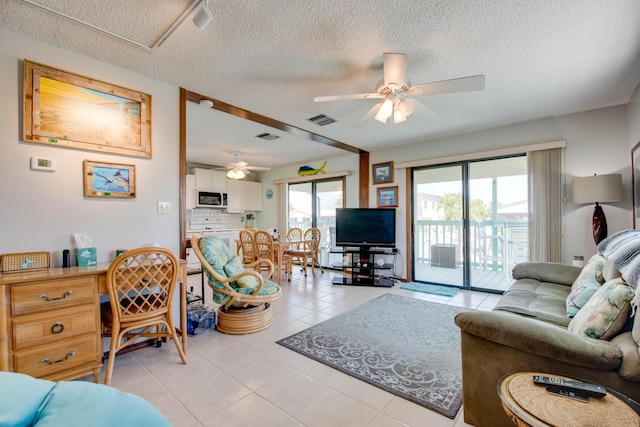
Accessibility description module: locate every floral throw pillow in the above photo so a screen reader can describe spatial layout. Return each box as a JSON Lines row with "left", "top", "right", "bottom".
{"left": 568, "top": 278, "right": 634, "bottom": 340}
{"left": 566, "top": 275, "right": 601, "bottom": 318}
{"left": 570, "top": 254, "right": 605, "bottom": 293}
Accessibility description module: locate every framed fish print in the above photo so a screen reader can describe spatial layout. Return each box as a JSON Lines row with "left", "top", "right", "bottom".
{"left": 83, "top": 160, "right": 136, "bottom": 198}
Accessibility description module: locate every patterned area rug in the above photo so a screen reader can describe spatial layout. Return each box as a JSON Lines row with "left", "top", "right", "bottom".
{"left": 400, "top": 282, "right": 460, "bottom": 297}
{"left": 276, "top": 293, "right": 467, "bottom": 418}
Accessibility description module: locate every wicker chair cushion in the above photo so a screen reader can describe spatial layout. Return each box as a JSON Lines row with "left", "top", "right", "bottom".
{"left": 224, "top": 255, "right": 259, "bottom": 289}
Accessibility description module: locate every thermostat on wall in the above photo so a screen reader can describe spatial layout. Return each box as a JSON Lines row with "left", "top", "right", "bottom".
{"left": 30, "top": 156, "right": 56, "bottom": 172}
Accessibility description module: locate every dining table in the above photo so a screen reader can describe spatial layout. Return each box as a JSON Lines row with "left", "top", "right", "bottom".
{"left": 273, "top": 238, "right": 315, "bottom": 283}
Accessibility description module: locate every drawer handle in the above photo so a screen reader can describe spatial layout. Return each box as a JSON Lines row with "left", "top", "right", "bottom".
{"left": 41, "top": 351, "right": 75, "bottom": 365}
{"left": 51, "top": 321, "right": 64, "bottom": 334}
{"left": 39, "top": 290, "right": 73, "bottom": 301}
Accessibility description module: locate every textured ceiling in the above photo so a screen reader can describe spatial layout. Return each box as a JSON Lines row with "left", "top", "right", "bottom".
{"left": 2, "top": 0, "right": 640, "bottom": 169}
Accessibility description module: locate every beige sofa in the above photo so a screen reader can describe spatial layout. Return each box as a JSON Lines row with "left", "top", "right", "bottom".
{"left": 455, "top": 230, "right": 640, "bottom": 427}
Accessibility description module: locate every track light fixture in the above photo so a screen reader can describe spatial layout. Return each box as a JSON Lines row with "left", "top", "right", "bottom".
{"left": 193, "top": 0, "right": 213, "bottom": 30}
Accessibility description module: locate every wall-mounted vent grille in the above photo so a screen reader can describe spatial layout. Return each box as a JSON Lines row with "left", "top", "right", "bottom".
{"left": 256, "top": 132, "right": 280, "bottom": 141}
{"left": 307, "top": 114, "right": 336, "bottom": 126}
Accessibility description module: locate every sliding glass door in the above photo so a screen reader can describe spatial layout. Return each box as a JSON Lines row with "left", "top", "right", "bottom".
{"left": 412, "top": 156, "right": 528, "bottom": 292}
{"left": 288, "top": 178, "right": 344, "bottom": 268}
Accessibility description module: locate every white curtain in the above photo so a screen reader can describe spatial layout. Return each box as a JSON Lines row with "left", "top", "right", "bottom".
{"left": 527, "top": 148, "right": 563, "bottom": 262}
{"left": 276, "top": 183, "right": 287, "bottom": 234}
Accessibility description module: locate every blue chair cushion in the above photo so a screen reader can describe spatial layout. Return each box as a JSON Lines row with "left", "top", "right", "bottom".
{"left": 0, "top": 372, "right": 171, "bottom": 427}
{"left": 223, "top": 255, "right": 259, "bottom": 289}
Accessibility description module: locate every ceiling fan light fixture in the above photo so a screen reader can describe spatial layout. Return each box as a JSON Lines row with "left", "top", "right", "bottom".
{"left": 227, "top": 169, "right": 245, "bottom": 180}
{"left": 375, "top": 98, "right": 394, "bottom": 123}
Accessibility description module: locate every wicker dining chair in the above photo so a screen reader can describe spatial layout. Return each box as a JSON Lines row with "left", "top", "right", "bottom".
{"left": 101, "top": 247, "right": 187, "bottom": 385}
{"left": 255, "top": 230, "right": 292, "bottom": 281}
{"left": 285, "top": 228, "right": 303, "bottom": 268}
{"left": 239, "top": 229, "right": 257, "bottom": 265}
{"left": 285, "top": 227, "right": 324, "bottom": 277}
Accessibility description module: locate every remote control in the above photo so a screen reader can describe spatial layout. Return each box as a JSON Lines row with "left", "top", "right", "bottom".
{"left": 533, "top": 375, "right": 606, "bottom": 398}
{"left": 545, "top": 386, "right": 590, "bottom": 403}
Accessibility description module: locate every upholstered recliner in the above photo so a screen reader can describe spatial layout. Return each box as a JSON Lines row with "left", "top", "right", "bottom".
{"left": 191, "top": 234, "right": 281, "bottom": 334}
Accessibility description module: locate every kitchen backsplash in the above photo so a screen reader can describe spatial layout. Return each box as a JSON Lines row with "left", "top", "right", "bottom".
{"left": 188, "top": 208, "right": 245, "bottom": 230}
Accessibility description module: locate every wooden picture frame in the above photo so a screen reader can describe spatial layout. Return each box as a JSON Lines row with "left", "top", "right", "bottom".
{"left": 83, "top": 160, "right": 136, "bottom": 198}
{"left": 377, "top": 186, "right": 398, "bottom": 208}
{"left": 23, "top": 60, "right": 152, "bottom": 158}
{"left": 372, "top": 161, "right": 394, "bottom": 184}
{"left": 633, "top": 141, "right": 640, "bottom": 228}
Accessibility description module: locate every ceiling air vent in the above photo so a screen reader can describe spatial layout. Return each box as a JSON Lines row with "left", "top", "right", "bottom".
{"left": 307, "top": 114, "right": 336, "bottom": 126}
{"left": 255, "top": 132, "right": 280, "bottom": 141}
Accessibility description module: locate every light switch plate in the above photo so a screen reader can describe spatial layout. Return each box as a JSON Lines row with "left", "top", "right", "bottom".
{"left": 157, "top": 202, "right": 171, "bottom": 214}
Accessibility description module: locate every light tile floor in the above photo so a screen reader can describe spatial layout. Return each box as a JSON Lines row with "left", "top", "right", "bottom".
{"left": 100, "top": 269, "right": 502, "bottom": 426}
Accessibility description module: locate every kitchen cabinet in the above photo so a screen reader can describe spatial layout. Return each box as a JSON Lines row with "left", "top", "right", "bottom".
{"left": 186, "top": 174, "right": 196, "bottom": 209}
{"left": 194, "top": 168, "right": 226, "bottom": 192}
{"left": 226, "top": 180, "right": 262, "bottom": 213}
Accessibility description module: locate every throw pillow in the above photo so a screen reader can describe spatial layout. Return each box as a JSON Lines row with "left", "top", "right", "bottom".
{"left": 566, "top": 275, "right": 601, "bottom": 318}
{"left": 570, "top": 254, "right": 605, "bottom": 294}
{"left": 568, "top": 278, "right": 635, "bottom": 340}
{"left": 224, "top": 255, "right": 260, "bottom": 289}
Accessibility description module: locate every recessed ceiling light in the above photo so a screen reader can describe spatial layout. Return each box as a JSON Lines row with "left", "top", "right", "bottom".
{"left": 307, "top": 114, "right": 337, "bottom": 126}
{"left": 256, "top": 132, "right": 280, "bottom": 141}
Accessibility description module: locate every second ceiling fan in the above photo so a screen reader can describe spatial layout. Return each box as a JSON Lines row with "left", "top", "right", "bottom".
{"left": 314, "top": 53, "right": 485, "bottom": 126}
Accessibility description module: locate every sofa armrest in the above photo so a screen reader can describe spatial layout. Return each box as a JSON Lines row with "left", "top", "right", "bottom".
{"left": 512, "top": 262, "right": 582, "bottom": 286}
{"left": 455, "top": 310, "right": 622, "bottom": 370}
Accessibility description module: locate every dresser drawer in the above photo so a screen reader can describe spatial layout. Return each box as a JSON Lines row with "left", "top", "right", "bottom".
{"left": 13, "top": 305, "right": 97, "bottom": 351}
{"left": 14, "top": 335, "right": 99, "bottom": 378}
{"left": 11, "top": 277, "right": 96, "bottom": 315}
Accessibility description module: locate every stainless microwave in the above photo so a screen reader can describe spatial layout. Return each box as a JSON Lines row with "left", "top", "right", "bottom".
{"left": 196, "top": 190, "right": 228, "bottom": 208}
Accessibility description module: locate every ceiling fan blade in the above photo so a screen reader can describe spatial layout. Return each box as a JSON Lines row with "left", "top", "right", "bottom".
{"left": 352, "top": 102, "right": 384, "bottom": 128}
{"left": 406, "top": 98, "right": 439, "bottom": 120}
{"left": 314, "top": 93, "right": 383, "bottom": 102}
{"left": 383, "top": 53, "right": 409, "bottom": 86}
{"left": 409, "top": 75, "right": 485, "bottom": 96}
{"left": 245, "top": 166, "right": 271, "bottom": 171}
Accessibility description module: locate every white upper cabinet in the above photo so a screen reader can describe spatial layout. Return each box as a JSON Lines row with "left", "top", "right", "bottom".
{"left": 226, "top": 180, "right": 263, "bottom": 213}
{"left": 194, "top": 167, "right": 227, "bottom": 192}
{"left": 186, "top": 174, "right": 196, "bottom": 209}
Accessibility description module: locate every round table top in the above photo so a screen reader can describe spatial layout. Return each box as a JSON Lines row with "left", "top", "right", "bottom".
{"left": 497, "top": 372, "right": 640, "bottom": 427}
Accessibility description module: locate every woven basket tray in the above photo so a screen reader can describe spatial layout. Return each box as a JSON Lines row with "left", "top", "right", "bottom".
{"left": 1, "top": 251, "right": 50, "bottom": 272}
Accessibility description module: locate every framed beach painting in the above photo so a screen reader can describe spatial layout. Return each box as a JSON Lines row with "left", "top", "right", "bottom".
{"left": 83, "top": 160, "right": 136, "bottom": 198}
{"left": 377, "top": 186, "right": 398, "bottom": 208}
{"left": 372, "top": 161, "right": 394, "bottom": 184}
{"left": 633, "top": 141, "right": 640, "bottom": 228}
{"left": 23, "top": 60, "right": 152, "bottom": 158}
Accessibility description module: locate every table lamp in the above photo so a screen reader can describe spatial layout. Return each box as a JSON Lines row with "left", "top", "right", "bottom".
{"left": 572, "top": 174, "right": 623, "bottom": 244}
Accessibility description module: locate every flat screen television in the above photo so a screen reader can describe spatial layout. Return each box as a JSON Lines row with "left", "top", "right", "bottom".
{"left": 335, "top": 208, "right": 396, "bottom": 248}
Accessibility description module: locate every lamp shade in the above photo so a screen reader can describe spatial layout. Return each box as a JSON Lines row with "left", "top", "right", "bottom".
{"left": 572, "top": 174, "right": 623, "bottom": 204}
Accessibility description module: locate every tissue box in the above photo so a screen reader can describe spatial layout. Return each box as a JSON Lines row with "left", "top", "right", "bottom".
{"left": 76, "top": 248, "right": 97, "bottom": 266}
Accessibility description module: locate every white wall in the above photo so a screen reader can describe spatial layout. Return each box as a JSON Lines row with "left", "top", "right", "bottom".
{"left": 0, "top": 31, "right": 181, "bottom": 266}
{"left": 369, "top": 105, "right": 632, "bottom": 272}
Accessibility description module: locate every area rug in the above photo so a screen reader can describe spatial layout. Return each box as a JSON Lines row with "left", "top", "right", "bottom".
{"left": 399, "top": 282, "right": 460, "bottom": 297}
{"left": 276, "top": 293, "right": 467, "bottom": 418}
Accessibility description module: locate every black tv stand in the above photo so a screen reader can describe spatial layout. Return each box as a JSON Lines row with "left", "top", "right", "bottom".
{"left": 331, "top": 246, "right": 395, "bottom": 287}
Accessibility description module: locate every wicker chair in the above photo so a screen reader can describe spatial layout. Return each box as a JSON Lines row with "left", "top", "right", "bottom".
{"left": 255, "top": 230, "right": 292, "bottom": 282}
{"left": 238, "top": 229, "right": 257, "bottom": 264}
{"left": 286, "top": 227, "right": 324, "bottom": 277}
{"left": 101, "top": 247, "right": 187, "bottom": 385}
{"left": 191, "top": 234, "right": 281, "bottom": 334}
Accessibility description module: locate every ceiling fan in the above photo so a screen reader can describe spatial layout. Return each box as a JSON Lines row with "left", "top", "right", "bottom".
{"left": 222, "top": 152, "right": 271, "bottom": 179}
{"left": 314, "top": 53, "right": 485, "bottom": 126}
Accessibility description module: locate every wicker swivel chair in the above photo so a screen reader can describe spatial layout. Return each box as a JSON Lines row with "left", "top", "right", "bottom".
{"left": 191, "top": 234, "right": 281, "bottom": 334}
{"left": 102, "top": 247, "right": 187, "bottom": 385}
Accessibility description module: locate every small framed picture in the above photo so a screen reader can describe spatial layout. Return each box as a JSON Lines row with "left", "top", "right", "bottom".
{"left": 83, "top": 160, "right": 136, "bottom": 198}
{"left": 372, "top": 161, "right": 394, "bottom": 184}
{"left": 377, "top": 186, "right": 398, "bottom": 208}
